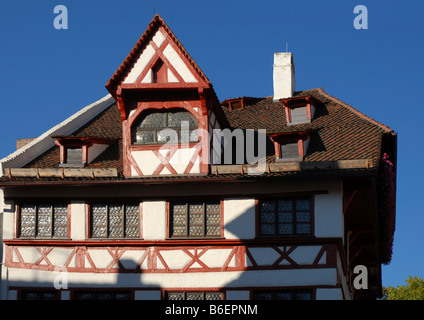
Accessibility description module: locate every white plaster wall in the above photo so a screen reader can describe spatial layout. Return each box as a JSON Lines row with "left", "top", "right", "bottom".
{"left": 131, "top": 150, "right": 161, "bottom": 176}
{"left": 314, "top": 183, "right": 344, "bottom": 238}
{"left": 135, "top": 290, "right": 161, "bottom": 300}
{"left": 6, "top": 268, "right": 338, "bottom": 290}
{"left": 124, "top": 44, "right": 156, "bottom": 84}
{"left": 224, "top": 199, "right": 256, "bottom": 239}
{"left": 226, "top": 290, "right": 250, "bottom": 300}
{"left": 163, "top": 44, "right": 197, "bottom": 83}
{"left": 70, "top": 201, "right": 86, "bottom": 241}
{"left": 142, "top": 201, "right": 166, "bottom": 240}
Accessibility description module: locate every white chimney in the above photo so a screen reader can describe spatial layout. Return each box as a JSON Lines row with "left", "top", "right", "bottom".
{"left": 273, "top": 52, "right": 295, "bottom": 101}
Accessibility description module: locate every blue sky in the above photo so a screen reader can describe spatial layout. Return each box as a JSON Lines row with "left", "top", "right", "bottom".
{"left": 0, "top": 1, "right": 423, "bottom": 289}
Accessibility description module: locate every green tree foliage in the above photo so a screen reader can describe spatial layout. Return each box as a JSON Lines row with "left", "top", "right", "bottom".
{"left": 382, "top": 276, "right": 424, "bottom": 300}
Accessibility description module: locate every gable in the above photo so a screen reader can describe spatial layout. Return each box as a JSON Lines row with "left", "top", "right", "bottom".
{"left": 106, "top": 14, "right": 210, "bottom": 97}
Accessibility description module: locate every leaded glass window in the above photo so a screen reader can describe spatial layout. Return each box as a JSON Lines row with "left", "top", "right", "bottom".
{"left": 19, "top": 204, "right": 68, "bottom": 238}
{"left": 170, "top": 201, "right": 221, "bottom": 238}
{"left": 166, "top": 291, "right": 223, "bottom": 300}
{"left": 258, "top": 197, "right": 312, "bottom": 236}
{"left": 132, "top": 109, "right": 198, "bottom": 145}
{"left": 91, "top": 203, "right": 140, "bottom": 239}
{"left": 20, "top": 290, "right": 59, "bottom": 300}
{"left": 73, "top": 290, "right": 132, "bottom": 300}
{"left": 253, "top": 289, "right": 313, "bottom": 300}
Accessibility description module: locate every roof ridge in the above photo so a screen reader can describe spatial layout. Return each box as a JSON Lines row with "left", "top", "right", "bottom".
{"left": 316, "top": 88, "right": 393, "bottom": 133}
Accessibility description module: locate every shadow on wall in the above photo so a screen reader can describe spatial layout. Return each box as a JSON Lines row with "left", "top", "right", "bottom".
{"left": 4, "top": 194, "right": 338, "bottom": 301}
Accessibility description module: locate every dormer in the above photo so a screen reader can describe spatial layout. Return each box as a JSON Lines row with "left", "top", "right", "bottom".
{"left": 281, "top": 96, "right": 316, "bottom": 125}
{"left": 270, "top": 132, "right": 309, "bottom": 162}
{"left": 225, "top": 98, "right": 245, "bottom": 110}
{"left": 104, "top": 14, "right": 226, "bottom": 177}
{"left": 53, "top": 136, "right": 113, "bottom": 167}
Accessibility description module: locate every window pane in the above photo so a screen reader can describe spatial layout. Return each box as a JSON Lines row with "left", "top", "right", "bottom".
{"left": 189, "top": 129, "right": 198, "bottom": 142}
{"left": 281, "top": 142, "right": 299, "bottom": 160}
{"left": 189, "top": 225, "right": 203, "bottom": 237}
{"left": 53, "top": 205, "right": 68, "bottom": 238}
{"left": 260, "top": 211, "right": 275, "bottom": 223}
{"left": 135, "top": 131, "right": 154, "bottom": 144}
{"left": 206, "top": 224, "right": 220, "bottom": 236}
{"left": 296, "top": 211, "right": 310, "bottom": 223}
{"left": 37, "top": 205, "right": 52, "bottom": 237}
{"left": 253, "top": 292, "right": 273, "bottom": 300}
{"left": 278, "top": 223, "right": 293, "bottom": 234}
{"left": 205, "top": 292, "right": 223, "bottom": 300}
{"left": 108, "top": 205, "right": 123, "bottom": 238}
{"left": 66, "top": 147, "right": 82, "bottom": 164}
{"left": 295, "top": 199, "right": 310, "bottom": 211}
{"left": 278, "top": 200, "right": 292, "bottom": 211}
{"left": 125, "top": 205, "right": 139, "bottom": 238}
{"left": 157, "top": 128, "right": 178, "bottom": 143}
{"left": 166, "top": 292, "right": 184, "bottom": 300}
{"left": 296, "top": 223, "right": 311, "bottom": 234}
{"left": 260, "top": 223, "right": 275, "bottom": 235}
{"left": 139, "top": 112, "right": 165, "bottom": 128}
{"left": 168, "top": 111, "right": 197, "bottom": 128}
{"left": 260, "top": 201, "right": 275, "bottom": 212}
{"left": 20, "top": 205, "right": 36, "bottom": 237}
{"left": 171, "top": 203, "right": 187, "bottom": 237}
{"left": 295, "top": 291, "right": 313, "bottom": 300}
{"left": 278, "top": 211, "right": 292, "bottom": 223}
{"left": 92, "top": 204, "right": 107, "bottom": 238}
{"left": 186, "top": 292, "right": 203, "bottom": 300}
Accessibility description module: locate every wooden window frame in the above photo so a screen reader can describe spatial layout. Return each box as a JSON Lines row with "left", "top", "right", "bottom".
{"left": 168, "top": 200, "right": 223, "bottom": 239}
{"left": 89, "top": 203, "right": 141, "bottom": 239}
{"left": 17, "top": 203, "right": 70, "bottom": 239}
{"left": 256, "top": 196, "right": 314, "bottom": 238}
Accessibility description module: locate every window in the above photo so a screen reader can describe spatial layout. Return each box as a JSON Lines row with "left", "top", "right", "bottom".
{"left": 90, "top": 203, "right": 140, "bottom": 238}
{"left": 66, "top": 147, "right": 83, "bottom": 165}
{"left": 252, "top": 289, "right": 313, "bottom": 300}
{"left": 289, "top": 106, "right": 309, "bottom": 124}
{"left": 132, "top": 109, "right": 198, "bottom": 145}
{"left": 280, "top": 141, "right": 300, "bottom": 161}
{"left": 170, "top": 201, "right": 221, "bottom": 238}
{"left": 166, "top": 291, "right": 223, "bottom": 300}
{"left": 19, "top": 204, "right": 68, "bottom": 238}
{"left": 73, "top": 290, "right": 132, "bottom": 300}
{"left": 19, "top": 290, "right": 59, "bottom": 300}
{"left": 258, "top": 197, "right": 312, "bottom": 236}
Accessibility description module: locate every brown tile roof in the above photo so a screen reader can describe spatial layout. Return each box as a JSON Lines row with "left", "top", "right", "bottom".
{"left": 221, "top": 88, "right": 393, "bottom": 168}
{"left": 24, "top": 103, "right": 123, "bottom": 171}
{"left": 1, "top": 87, "right": 393, "bottom": 183}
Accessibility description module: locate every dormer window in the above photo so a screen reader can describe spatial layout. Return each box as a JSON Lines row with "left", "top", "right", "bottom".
{"left": 226, "top": 98, "right": 245, "bottom": 110}
{"left": 270, "top": 132, "right": 309, "bottom": 162}
{"left": 281, "top": 96, "right": 316, "bottom": 125}
{"left": 53, "top": 136, "right": 113, "bottom": 167}
{"left": 132, "top": 109, "right": 198, "bottom": 145}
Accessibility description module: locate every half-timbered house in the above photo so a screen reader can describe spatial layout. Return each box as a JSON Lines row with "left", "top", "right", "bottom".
{"left": 0, "top": 14, "right": 396, "bottom": 300}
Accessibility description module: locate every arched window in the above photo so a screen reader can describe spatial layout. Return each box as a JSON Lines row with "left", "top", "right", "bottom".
{"left": 132, "top": 109, "right": 198, "bottom": 145}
